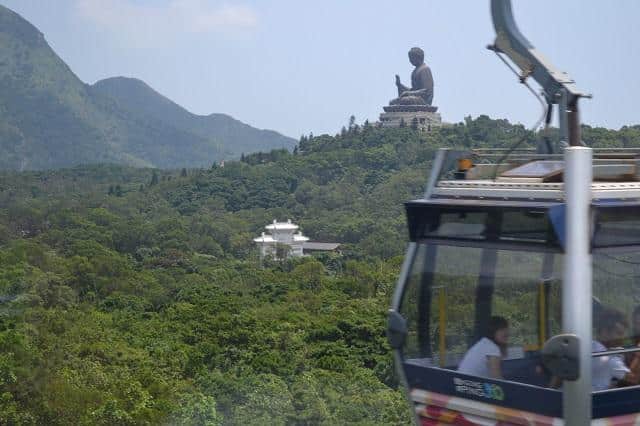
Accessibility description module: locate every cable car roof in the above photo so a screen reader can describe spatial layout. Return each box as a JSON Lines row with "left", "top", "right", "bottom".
{"left": 429, "top": 148, "right": 640, "bottom": 202}
{"left": 433, "top": 180, "right": 640, "bottom": 202}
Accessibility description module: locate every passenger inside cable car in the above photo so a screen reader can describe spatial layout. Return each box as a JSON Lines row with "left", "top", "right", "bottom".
{"left": 626, "top": 306, "right": 640, "bottom": 378}
{"left": 458, "top": 316, "right": 509, "bottom": 379}
{"left": 399, "top": 198, "right": 640, "bottom": 394}
{"left": 591, "top": 308, "right": 638, "bottom": 390}
{"left": 389, "top": 164, "right": 640, "bottom": 421}
{"left": 400, "top": 242, "right": 560, "bottom": 388}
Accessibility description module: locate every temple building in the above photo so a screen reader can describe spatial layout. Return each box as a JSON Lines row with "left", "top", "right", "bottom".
{"left": 254, "top": 219, "right": 340, "bottom": 260}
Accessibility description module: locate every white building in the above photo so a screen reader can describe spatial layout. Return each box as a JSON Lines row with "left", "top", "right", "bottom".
{"left": 254, "top": 219, "right": 309, "bottom": 259}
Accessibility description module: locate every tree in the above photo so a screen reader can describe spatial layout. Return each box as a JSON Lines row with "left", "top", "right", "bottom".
{"left": 274, "top": 243, "right": 293, "bottom": 261}
{"left": 231, "top": 374, "right": 294, "bottom": 425}
{"left": 181, "top": 168, "right": 188, "bottom": 177}
{"left": 171, "top": 393, "right": 222, "bottom": 425}
{"left": 150, "top": 171, "right": 159, "bottom": 186}
{"left": 291, "top": 259, "right": 326, "bottom": 291}
{"left": 348, "top": 115, "right": 356, "bottom": 130}
{"left": 7, "top": 116, "right": 631, "bottom": 425}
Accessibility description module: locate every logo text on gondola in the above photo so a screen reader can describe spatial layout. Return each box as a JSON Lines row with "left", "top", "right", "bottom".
{"left": 453, "top": 377, "right": 505, "bottom": 401}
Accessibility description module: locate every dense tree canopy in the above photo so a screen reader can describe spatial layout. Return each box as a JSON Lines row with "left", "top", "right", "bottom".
{"left": 1, "top": 116, "right": 639, "bottom": 424}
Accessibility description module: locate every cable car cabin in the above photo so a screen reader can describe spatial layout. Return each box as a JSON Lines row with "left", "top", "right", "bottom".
{"left": 388, "top": 149, "right": 640, "bottom": 425}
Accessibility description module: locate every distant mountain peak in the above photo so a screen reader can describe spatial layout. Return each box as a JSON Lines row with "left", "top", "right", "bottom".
{"left": 91, "top": 77, "right": 296, "bottom": 158}
{"left": 94, "top": 76, "right": 160, "bottom": 94}
{"left": 92, "top": 76, "right": 184, "bottom": 117}
{"left": 0, "top": 4, "right": 46, "bottom": 48}
{"left": 0, "top": 5, "right": 295, "bottom": 170}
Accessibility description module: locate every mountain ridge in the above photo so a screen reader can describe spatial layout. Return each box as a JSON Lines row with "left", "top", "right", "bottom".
{"left": 91, "top": 77, "right": 295, "bottom": 159}
{"left": 0, "top": 5, "right": 295, "bottom": 171}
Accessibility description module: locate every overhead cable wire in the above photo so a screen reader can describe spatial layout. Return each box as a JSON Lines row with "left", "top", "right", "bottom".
{"left": 491, "top": 51, "right": 550, "bottom": 180}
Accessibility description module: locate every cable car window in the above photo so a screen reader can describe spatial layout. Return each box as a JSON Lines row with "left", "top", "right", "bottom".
{"left": 593, "top": 252, "right": 640, "bottom": 347}
{"left": 500, "top": 210, "right": 552, "bottom": 243}
{"left": 491, "top": 252, "right": 562, "bottom": 350}
{"left": 400, "top": 244, "right": 481, "bottom": 365}
{"left": 593, "top": 208, "right": 640, "bottom": 248}
{"left": 405, "top": 202, "right": 561, "bottom": 248}
{"left": 400, "top": 242, "right": 563, "bottom": 386}
{"left": 424, "top": 211, "right": 487, "bottom": 240}
{"left": 589, "top": 251, "right": 640, "bottom": 391}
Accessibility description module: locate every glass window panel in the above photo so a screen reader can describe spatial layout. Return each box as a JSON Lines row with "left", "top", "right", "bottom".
{"left": 500, "top": 210, "right": 551, "bottom": 243}
{"left": 594, "top": 209, "right": 640, "bottom": 248}
{"left": 400, "top": 243, "right": 563, "bottom": 380}
{"left": 424, "top": 212, "right": 487, "bottom": 240}
{"left": 400, "top": 244, "right": 481, "bottom": 365}
{"left": 593, "top": 252, "right": 640, "bottom": 347}
{"left": 491, "top": 251, "right": 561, "bottom": 349}
{"left": 406, "top": 204, "right": 559, "bottom": 246}
{"left": 501, "top": 160, "right": 564, "bottom": 179}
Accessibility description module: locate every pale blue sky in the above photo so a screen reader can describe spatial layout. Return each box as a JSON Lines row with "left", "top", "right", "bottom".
{"left": 2, "top": 0, "right": 640, "bottom": 138}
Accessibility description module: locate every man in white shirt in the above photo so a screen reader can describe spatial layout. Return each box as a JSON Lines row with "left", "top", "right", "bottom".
{"left": 592, "top": 308, "right": 638, "bottom": 391}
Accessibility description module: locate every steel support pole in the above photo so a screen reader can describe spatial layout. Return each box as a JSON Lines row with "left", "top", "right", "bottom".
{"left": 558, "top": 90, "right": 570, "bottom": 150}
{"left": 563, "top": 146, "right": 592, "bottom": 425}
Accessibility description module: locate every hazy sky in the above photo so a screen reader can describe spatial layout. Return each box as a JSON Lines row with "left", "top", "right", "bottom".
{"left": 2, "top": 0, "right": 640, "bottom": 138}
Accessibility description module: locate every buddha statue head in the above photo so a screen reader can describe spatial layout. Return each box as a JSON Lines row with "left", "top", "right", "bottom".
{"left": 408, "top": 47, "right": 425, "bottom": 67}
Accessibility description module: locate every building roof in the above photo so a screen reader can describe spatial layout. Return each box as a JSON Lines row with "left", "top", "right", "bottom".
{"left": 255, "top": 219, "right": 312, "bottom": 249}
{"left": 303, "top": 242, "right": 341, "bottom": 251}
{"left": 254, "top": 234, "right": 309, "bottom": 243}
{"left": 265, "top": 219, "right": 299, "bottom": 231}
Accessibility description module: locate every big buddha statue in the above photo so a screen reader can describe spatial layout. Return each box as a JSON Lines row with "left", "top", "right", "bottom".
{"left": 391, "top": 47, "right": 434, "bottom": 106}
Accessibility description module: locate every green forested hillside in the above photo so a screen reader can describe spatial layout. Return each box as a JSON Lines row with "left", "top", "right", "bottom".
{"left": 0, "top": 5, "right": 294, "bottom": 171}
{"left": 0, "top": 118, "right": 639, "bottom": 425}
{"left": 92, "top": 77, "right": 296, "bottom": 161}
